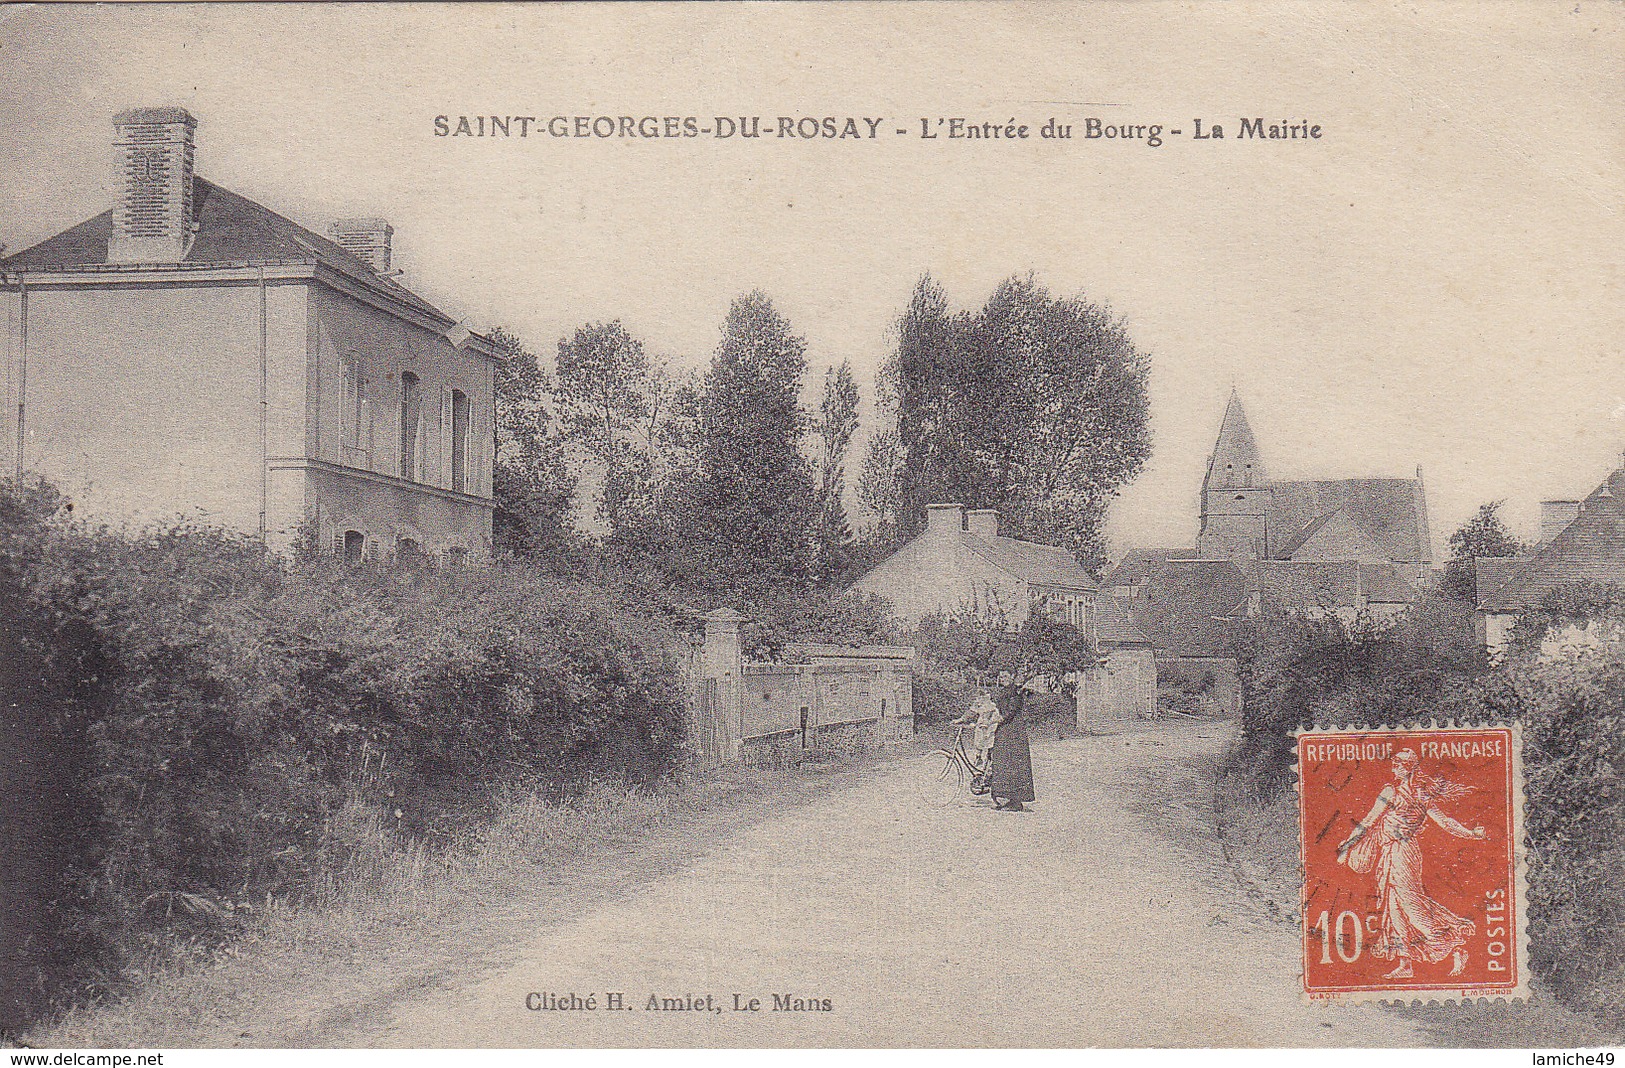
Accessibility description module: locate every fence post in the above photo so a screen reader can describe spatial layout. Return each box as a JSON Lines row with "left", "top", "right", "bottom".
{"left": 702, "top": 608, "right": 747, "bottom": 761}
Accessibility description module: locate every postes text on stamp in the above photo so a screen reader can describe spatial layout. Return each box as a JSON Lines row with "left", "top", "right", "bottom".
{"left": 1296, "top": 724, "right": 1527, "bottom": 1003}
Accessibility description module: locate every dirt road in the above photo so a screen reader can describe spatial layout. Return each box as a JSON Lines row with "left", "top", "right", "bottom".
{"left": 315, "top": 723, "right": 1462, "bottom": 1047}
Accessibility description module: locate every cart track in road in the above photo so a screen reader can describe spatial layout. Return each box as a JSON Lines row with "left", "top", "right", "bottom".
{"left": 308, "top": 723, "right": 1449, "bottom": 1047}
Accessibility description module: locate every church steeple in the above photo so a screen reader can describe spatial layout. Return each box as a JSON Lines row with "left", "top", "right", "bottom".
{"left": 1203, "top": 389, "right": 1266, "bottom": 493}
{"left": 1197, "top": 390, "right": 1271, "bottom": 559}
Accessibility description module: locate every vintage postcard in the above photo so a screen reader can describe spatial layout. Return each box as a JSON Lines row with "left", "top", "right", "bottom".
{"left": 1, "top": 0, "right": 1622, "bottom": 1054}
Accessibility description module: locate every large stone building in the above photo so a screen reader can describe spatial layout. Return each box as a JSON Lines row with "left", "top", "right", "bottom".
{"left": 1105, "top": 391, "right": 1433, "bottom": 692}
{"left": 0, "top": 108, "right": 496, "bottom": 563}
{"left": 1194, "top": 390, "right": 1432, "bottom": 579}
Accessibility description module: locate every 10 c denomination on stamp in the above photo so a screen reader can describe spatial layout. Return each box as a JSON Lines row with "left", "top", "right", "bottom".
{"left": 1296, "top": 723, "right": 1528, "bottom": 1003}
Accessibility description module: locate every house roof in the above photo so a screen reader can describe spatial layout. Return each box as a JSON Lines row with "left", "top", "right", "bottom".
{"left": 1130, "top": 558, "right": 1252, "bottom": 658}
{"left": 1477, "top": 466, "right": 1625, "bottom": 611}
{"left": 1096, "top": 594, "right": 1154, "bottom": 646}
{"left": 1474, "top": 556, "right": 1530, "bottom": 609}
{"left": 1265, "top": 478, "right": 1431, "bottom": 564}
{"left": 1251, "top": 560, "right": 1358, "bottom": 611}
{"left": 961, "top": 532, "right": 1098, "bottom": 592}
{"left": 0, "top": 177, "right": 455, "bottom": 327}
{"left": 1358, "top": 561, "right": 1419, "bottom": 603}
{"left": 1102, "top": 547, "right": 1198, "bottom": 587}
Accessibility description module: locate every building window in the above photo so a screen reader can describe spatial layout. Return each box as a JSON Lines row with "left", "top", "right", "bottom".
{"left": 450, "top": 389, "right": 470, "bottom": 494}
{"left": 400, "top": 372, "right": 422, "bottom": 480}
{"left": 342, "top": 358, "right": 372, "bottom": 467}
{"left": 341, "top": 530, "right": 365, "bottom": 564}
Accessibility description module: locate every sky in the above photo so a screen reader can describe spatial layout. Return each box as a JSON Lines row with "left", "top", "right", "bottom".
{"left": 1, "top": 2, "right": 1621, "bottom": 559}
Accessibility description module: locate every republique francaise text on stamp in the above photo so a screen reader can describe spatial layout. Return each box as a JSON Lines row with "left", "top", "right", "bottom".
{"left": 1296, "top": 724, "right": 1528, "bottom": 1004}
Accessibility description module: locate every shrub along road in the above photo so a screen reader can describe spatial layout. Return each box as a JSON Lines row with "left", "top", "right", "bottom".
{"left": 300, "top": 722, "right": 1600, "bottom": 1048}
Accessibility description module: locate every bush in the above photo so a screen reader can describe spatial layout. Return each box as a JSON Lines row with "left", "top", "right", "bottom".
{"left": 1228, "top": 598, "right": 1484, "bottom": 798}
{"left": 1481, "top": 635, "right": 1625, "bottom": 1020}
{"left": 0, "top": 477, "right": 687, "bottom": 1029}
{"left": 1226, "top": 592, "right": 1624, "bottom": 1024}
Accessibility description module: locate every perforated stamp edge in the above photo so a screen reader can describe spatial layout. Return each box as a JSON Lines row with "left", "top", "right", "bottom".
{"left": 1292, "top": 720, "right": 1530, "bottom": 1006}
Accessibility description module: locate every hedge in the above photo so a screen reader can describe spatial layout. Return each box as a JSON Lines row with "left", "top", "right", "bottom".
{"left": 0, "top": 477, "right": 687, "bottom": 1031}
{"left": 1227, "top": 594, "right": 1623, "bottom": 1023}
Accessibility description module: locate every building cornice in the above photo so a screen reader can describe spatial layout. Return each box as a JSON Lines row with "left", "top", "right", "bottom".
{"left": 268, "top": 456, "right": 495, "bottom": 509}
{"left": 0, "top": 262, "right": 496, "bottom": 362}
{"left": 0, "top": 262, "right": 316, "bottom": 286}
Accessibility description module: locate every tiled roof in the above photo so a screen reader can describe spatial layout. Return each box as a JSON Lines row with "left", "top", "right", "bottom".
{"left": 1096, "top": 594, "right": 1154, "bottom": 646}
{"left": 961, "top": 533, "right": 1098, "bottom": 592}
{"left": 1, "top": 177, "right": 454, "bottom": 326}
{"left": 1477, "top": 467, "right": 1625, "bottom": 611}
{"left": 1275, "top": 509, "right": 1342, "bottom": 559}
{"left": 1358, "top": 561, "right": 1418, "bottom": 604}
{"left": 1266, "top": 478, "right": 1431, "bottom": 564}
{"left": 1102, "top": 547, "right": 1198, "bottom": 587}
{"left": 1130, "top": 559, "right": 1252, "bottom": 658}
{"left": 1473, "top": 556, "right": 1530, "bottom": 609}
{"left": 1252, "top": 560, "right": 1358, "bottom": 611}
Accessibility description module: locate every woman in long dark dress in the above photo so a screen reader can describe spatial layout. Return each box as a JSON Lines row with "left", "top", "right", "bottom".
{"left": 987, "top": 670, "right": 1035, "bottom": 811}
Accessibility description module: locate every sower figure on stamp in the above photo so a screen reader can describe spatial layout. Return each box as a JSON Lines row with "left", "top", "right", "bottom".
{"left": 986, "top": 656, "right": 1035, "bottom": 812}
{"left": 1337, "top": 749, "right": 1485, "bottom": 979}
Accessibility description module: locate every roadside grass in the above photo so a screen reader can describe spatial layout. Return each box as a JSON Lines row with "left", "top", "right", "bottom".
{"left": 20, "top": 755, "right": 883, "bottom": 1049}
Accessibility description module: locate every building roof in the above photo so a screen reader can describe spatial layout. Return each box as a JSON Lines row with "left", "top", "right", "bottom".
{"left": 1274, "top": 509, "right": 1342, "bottom": 559}
{"left": 1477, "top": 466, "right": 1625, "bottom": 612}
{"left": 1096, "top": 594, "right": 1154, "bottom": 646}
{"left": 1251, "top": 560, "right": 1357, "bottom": 611}
{"left": 1474, "top": 556, "right": 1530, "bottom": 609}
{"left": 1103, "top": 547, "right": 1198, "bottom": 588}
{"left": 0, "top": 177, "right": 455, "bottom": 327}
{"left": 1265, "top": 478, "right": 1431, "bottom": 564}
{"left": 1202, "top": 389, "right": 1267, "bottom": 495}
{"left": 1130, "top": 558, "right": 1252, "bottom": 658}
{"left": 961, "top": 532, "right": 1098, "bottom": 592}
{"left": 1358, "top": 561, "right": 1419, "bottom": 604}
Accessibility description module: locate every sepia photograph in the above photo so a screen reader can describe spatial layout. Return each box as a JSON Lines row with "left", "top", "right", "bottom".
{"left": 1, "top": 0, "right": 1622, "bottom": 1053}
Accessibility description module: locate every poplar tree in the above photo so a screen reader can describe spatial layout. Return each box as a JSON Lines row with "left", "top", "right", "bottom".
{"left": 669, "top": 292, "right": 818, "bottom": 591}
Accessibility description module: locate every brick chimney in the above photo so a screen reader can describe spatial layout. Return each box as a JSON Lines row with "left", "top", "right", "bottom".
{"left": 924, "top": 503, "right": 965, "bottom": 535}
{"left": 329, "top": 218, "right": 393, "bottom": 273}
{"left": 966, "top": 508, "right": 1000, "bottom": 537}
{"left": 109, "top": 107, "right": 197, "bottom": 264}
{"left": 1539, "top": 500, "right": 1581, "bottom": 547}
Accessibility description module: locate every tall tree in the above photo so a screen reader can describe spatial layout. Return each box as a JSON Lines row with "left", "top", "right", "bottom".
{"left": 490, "top": 327, "right": 576, "bottom": 562}
{"left": 812, "top": 361, "right": 860, "bottom": 583}
{"left": 553, "top": 321, "right": 669, "bottom": 540}
{"left": 1443, "top": 500, "right": 1528, "bottom": 600}
{"left": 862, "top": 273, "right": 1152, "bottom": 570}
{"left": 668, "top": 292, "right": 818, "bottom": 591}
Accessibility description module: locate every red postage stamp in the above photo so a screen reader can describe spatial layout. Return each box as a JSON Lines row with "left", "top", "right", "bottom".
{"left": 1295, "top": 724, "right": 1527, "bottom": 1002}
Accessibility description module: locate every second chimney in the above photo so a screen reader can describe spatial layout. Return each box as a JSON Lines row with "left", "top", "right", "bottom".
{"left": 966, "top": 508, "right": 1000, "bottom": 537}
{"left": 329, "top": 218, "right": 394, "bottom": 273}
{"left": 925, "top": 503, "right": 965, "bottom": 535}
{"left": 1539, "top": 500, "right": 1581, "bottom": 547}
{"left": 109, "top": 107, "right": 197, "bottom": 265}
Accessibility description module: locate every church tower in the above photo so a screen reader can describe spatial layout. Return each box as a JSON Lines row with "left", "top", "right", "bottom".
{"left": 1197, "top": 389, "right": 1271, "bottom": 558}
